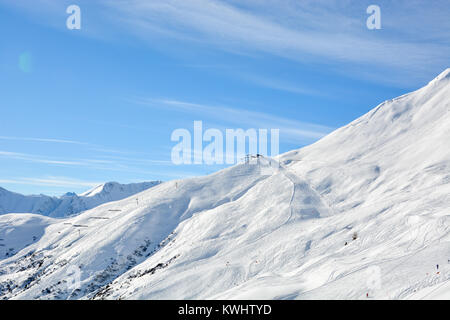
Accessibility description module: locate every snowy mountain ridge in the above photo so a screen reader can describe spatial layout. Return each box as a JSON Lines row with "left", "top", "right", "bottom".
{"left": 0, "top": 181, "right": 162, "bottom": 218}
{"left": 0, "top": 69, "right": 449, "bottom": 300}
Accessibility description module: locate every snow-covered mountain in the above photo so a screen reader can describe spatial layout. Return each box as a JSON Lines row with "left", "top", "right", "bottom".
{"left": 0, "top": 181, "right": 161, "bottom": 218}
{"left": 0, "top": 69, "right": 449, "bottom": 300}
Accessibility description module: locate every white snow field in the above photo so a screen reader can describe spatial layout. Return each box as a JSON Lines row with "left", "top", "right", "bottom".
{"left": 0, "top": 69, "right": 449, "bottom": 300}
{"left": 0, "top": 181, "right": 161, "bottom": 218}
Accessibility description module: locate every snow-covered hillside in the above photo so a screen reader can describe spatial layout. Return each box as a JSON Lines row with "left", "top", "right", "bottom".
{"left": 0, "top": 181, "right": 161, "bottom": 218}
{"left": 0, "top": 69, "right": 449, "bottom": 300}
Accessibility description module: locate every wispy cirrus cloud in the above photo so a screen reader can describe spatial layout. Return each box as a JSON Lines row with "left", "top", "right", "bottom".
{"left": 2, "top": 0, "right": 449, "bottom": 85}
{"left": 102, "top": 0, "right": 449, "bottom": 84}
{"left": 0, "top": 151, "right": 86, "bottom": 166}
{"left": 0, "top": 177, "right": 101, "bottom": 189}
{"left": 129, "top": 97, "right": 334, "bottom": 143}
{"left": 0, "top": 136, "right": 88, "bottom": 145}
{"left": 0, "top": 150, "right": 171, "bottom": 171}
{"left": 0, "top": 136, "right": 141, "bottom": 156}
{"left": 238, "top": 73, "right": 323, "bottom": 97}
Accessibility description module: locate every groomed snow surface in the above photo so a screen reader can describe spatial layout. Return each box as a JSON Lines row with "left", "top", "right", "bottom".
{"left": 1, "top": 69, "right": 450, "bottom": 300}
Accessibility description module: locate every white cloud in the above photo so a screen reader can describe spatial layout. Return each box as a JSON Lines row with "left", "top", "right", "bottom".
{"left": 103, "top": 0, "right": 449, "bottom": 79}
{"left": 238, "top": 73, "right": 323, "bottom": 96}
{"left": 0, "top": 150, "right": 172, "bottom": 172}
{"left": 2, "top": 0, "right": 448, "bottom": 85}
{"left": 0, "top": 136, "right": 88, "bottom": 145}
{"left": 129, "top": 97, "right": 334, "bottom": 143}
{"left": 0, "top": 151, "right": 86, "bottom": 166}
{"left": 0, "top": 177, "right": 101, "bottom": 189}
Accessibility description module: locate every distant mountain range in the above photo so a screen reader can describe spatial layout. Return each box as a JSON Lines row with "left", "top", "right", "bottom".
{"left": 0, "top": 181, "right": 162, "bottom": 218}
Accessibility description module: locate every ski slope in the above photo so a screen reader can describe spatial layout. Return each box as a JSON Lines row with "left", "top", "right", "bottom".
{"left": 0, "top": 69, "right": 449, "bottom": 300}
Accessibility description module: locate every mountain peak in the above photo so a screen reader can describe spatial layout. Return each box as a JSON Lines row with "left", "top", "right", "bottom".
{"left": 62, "top": 192, "right": 77, "bottom": 197}
{"left": 80, "top": 182, "right": 119, "bottom": 197}
{"left": 79, "top": 181, "right": 161, "bottom": 198}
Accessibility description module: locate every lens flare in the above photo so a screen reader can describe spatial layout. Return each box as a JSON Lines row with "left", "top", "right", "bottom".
{"left": 18, "top": 52, "right": 32, "bottom": 73}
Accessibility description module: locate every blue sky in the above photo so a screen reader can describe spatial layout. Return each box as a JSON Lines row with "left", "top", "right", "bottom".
{"left": 0, "top": 0, "right": 449, "bottom": 196}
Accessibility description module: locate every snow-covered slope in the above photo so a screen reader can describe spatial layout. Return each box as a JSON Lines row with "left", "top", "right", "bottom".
{"left": 0, "top": 69, "right": 449, "bottom": 300}
{"left": 0, "top": 181, "right": 161, "bottom": 218}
